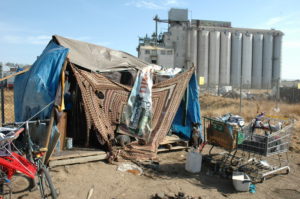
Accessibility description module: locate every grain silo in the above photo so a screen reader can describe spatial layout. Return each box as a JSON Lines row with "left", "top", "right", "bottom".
{"left": 262, "top": 33, "right": 273, "bottom": 89}
{"left": 168, "top": 23, "right": 188, "bottom": 69}
{"left": 272, "top": 33, "right": 283, "bottom": 84}
{"left": 208, "top": 31, "right": 220, "bottom": 86}
{"left": 241, "top": 33, "right": 253, "bottom": 88}
{"left": 219, "top": 31, "right": 231, "bottom": 86}
{"left": 230, "top": 32, "right": 242, "bottom": 87}
{"left": 252, "top": 33, "right": 264, "bottom": 89}
{"left": 197, "top": 30, "right": 209, "bottom": 85}
{"left": 137, "top": 8, "right": 284, "bottom": 90}
{"left": 190, "top": 28, "right": 198, "bottom": 68}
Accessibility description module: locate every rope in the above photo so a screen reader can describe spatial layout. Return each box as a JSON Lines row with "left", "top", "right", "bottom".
{"left": 14, "top": 100, "right": 55, "bottom": 130}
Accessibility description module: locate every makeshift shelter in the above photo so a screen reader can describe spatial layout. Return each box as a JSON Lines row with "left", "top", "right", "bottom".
{"left": 14, "top": 35, "right": 201, "bottom": 160}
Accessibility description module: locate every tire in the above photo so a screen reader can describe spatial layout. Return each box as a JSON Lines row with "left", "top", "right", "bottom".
{"left": 38, "top": 167, "right": 57, "bottom": 199}
{"left": 10, "top": 173, "right": 34, "bottom": 194}
{"left": 0, "top": 183, "right": 11, "bottom": 199}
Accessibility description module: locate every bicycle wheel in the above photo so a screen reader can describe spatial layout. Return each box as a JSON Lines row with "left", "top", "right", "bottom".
{"left": 0, "top": 183, "right": 11, "bottom": 199}
{"left": 37, "top": 167, "right": 57, "bottom": 199}
{"left": 10, "top": 173, "right": 33, "bottom": 194}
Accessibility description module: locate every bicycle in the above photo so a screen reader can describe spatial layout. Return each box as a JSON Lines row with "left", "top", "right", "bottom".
{"left": 0, "top": 123, "right": 57, "bottom": 199}
{"left": 23, "top": 120, "right": 57, "bottom": 199}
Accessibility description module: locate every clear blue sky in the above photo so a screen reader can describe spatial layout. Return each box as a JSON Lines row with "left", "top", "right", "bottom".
{"left": 0, "top": 0, "right": 299, "bottom": 80}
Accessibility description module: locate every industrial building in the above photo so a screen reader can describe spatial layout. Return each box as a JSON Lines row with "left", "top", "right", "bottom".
{"left": 137, "top": 8, "right": 283, "bottom": 89}
{"left": 138, "top": 44, "right": 174, "bottom": 67}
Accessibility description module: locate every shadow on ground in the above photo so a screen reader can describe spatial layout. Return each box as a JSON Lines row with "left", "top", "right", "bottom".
{"left": 142, "top": 160, "right": 236, "bottom": 195}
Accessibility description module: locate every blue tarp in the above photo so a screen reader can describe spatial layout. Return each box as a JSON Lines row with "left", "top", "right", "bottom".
{"left": 14, "top": 40, "right": 69, "bottom": 122}
{"left": 171, "top": 73, "right": 202, "bottom": 140}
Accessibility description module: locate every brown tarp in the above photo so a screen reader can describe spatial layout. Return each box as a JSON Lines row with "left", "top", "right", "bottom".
{"left": 54, "top": 35, "right": 148, "bottom": 72}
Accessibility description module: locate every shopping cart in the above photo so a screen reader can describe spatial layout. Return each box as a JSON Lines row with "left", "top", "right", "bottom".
{"left": 236, "top": 116, "right": 293, "bottom": 182}
{"left": 202, "top": 116, "right": 245, "bottom": 172}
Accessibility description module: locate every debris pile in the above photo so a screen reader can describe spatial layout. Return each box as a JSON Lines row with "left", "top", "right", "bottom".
{"left": 221, "top": 89, "right": 274, "bottom": 100}
{"left": 222, "top": 89, "right": 247, "bottom": 99}
{"left": 216, "top": 113, "right": 245, "bottom": 127}
{"left": 117, "top": 163, "right": 143, "bottom": 175}
{"left": 151, "top": 192, "right": 201, "bottom": 199}
{"left": 203, "top": 112, "right": 294, "bottom": 187}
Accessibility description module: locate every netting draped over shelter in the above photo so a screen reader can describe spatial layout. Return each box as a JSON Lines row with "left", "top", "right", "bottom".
{"left": 71, "top": 64, "right": 194, "bottom": 158}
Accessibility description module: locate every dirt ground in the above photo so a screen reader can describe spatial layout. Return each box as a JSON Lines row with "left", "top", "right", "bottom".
{"left": 11, "top": 95, "right": 300, "bottom": 199}
{"left": 13, "top": 149, "right": 300, "bottom": 199}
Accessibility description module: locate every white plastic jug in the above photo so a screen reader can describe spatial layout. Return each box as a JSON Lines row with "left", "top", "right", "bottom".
{"left": 185, "top": 151, "right": 202, "bottom": 173}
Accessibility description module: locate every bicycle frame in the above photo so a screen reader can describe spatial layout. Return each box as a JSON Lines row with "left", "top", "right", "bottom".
{"left": 0, "top": 128, "right": 37, "bottom": 180}
{"left": 0, "top": 152, "right": 37, "bottom": 179}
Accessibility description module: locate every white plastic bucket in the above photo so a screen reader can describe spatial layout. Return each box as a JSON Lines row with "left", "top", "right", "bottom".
{"left": 185, "top": 151, "right": 202, "bottom": 173}
{"left": 232, "top": 171, "right": 251, "bottom": 192}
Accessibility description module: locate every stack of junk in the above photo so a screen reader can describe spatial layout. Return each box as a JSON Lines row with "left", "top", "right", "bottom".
{"left": 13, "top": 35, "right": 202, "bottom": 162}
{"left": 202, "top": 112, "right": 293, "bottom": 186}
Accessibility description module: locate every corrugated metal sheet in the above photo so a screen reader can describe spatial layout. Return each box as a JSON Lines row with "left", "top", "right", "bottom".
{"left": 230, "top": 32, "right": 242, "bottom": 87}
{"left": 208, "top": 31, "right": 220, "bottom": 86}
{"left": 241, "top": 33, "right": 253, "bottom": 88}
{"left": 219, "top": 31, "right": 231, "bottom": 86}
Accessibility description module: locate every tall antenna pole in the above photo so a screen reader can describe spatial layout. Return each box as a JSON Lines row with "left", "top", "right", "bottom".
{"left": 154, "top": 15, "right": 158, "bottom": 46}
{"left": 239, "top": 72, "right": 242, "bottom": 114}
{"left": 240, "top": 36, "right": 243, "bottom": 115}
{"left": 0, "top": 64, "right": 4, "bottom": 124}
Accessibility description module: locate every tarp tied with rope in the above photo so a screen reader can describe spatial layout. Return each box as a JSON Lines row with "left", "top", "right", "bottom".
{"left": 72, "top": 65, "right": 194, "bottom": 159}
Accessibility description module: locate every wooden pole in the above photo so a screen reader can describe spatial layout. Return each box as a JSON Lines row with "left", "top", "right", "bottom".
{"left": 43, "top": 108, "right": 55, "bottom": 163}
{"left": 58, "top": 59, "right": 68, "bottom": 111}
{"left": 0, "top": 67, "right": 30, "bottom": 82}
{"left": 44, "top": 58, "right": 68, "bottom": 162}
{"left": 0, "top": 64, "right": 4, "bottom": 124}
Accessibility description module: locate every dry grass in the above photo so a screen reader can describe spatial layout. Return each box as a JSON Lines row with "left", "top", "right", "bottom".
{"left": 200, "top": 94, "right": 300, "bottom": 153}
{"left": 2, "top": 90, "right": 299, "bottom": 152}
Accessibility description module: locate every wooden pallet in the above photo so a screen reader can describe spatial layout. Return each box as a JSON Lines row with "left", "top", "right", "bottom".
{"left": 158, "top": 135, "right": 189, "bottom": 152}
{"left": 48, "top": 136, "right": 189, "bottom": 167}
{"left": 48, "top": 148, "right": 107, "bottom": 168}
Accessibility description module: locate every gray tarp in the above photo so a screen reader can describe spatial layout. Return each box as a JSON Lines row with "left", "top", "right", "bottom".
{"left": 53, "top": 35, "right": 148, "bottom": 72}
